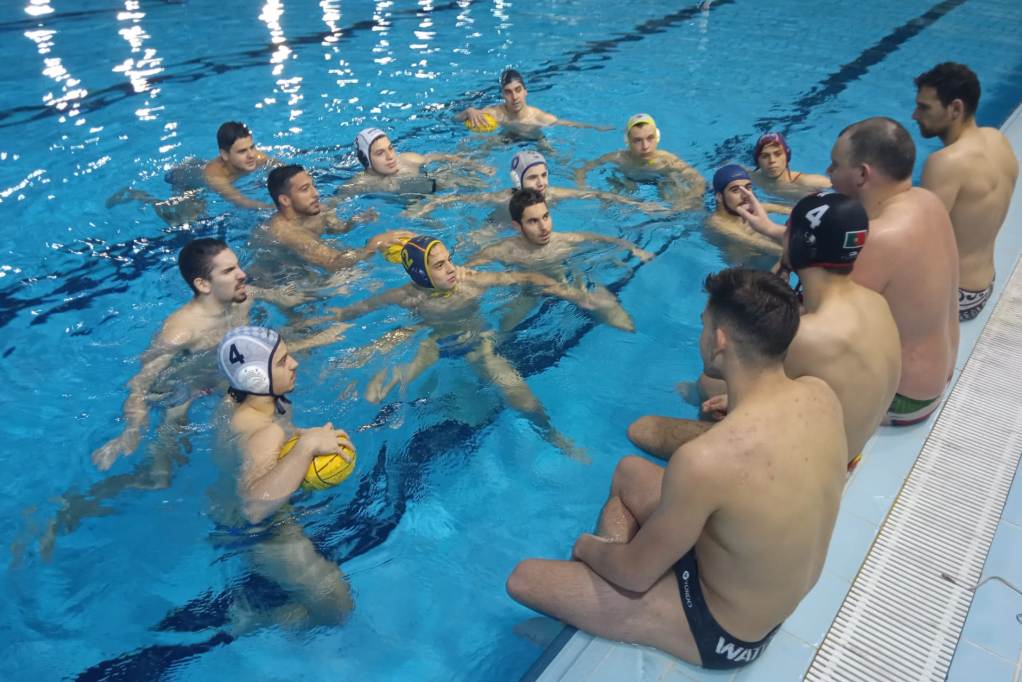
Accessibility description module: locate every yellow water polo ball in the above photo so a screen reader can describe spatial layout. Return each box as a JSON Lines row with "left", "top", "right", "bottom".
{"left": 278, "top": 434, "right": 357, "bottom": 491}
{"left": 383, "top": 238, "right": 410, "bottom": 264}
{"left": 464, "top": 113, "right": 499, "bottom": 133}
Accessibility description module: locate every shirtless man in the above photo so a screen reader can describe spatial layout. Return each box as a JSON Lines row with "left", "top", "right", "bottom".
{"left": 748, "top": 132, "right": 831, "bottom": 201}
{"left": 507, "top": 267, "right": 847, "bottom": 671}
{"left": 468, "top": 189, "right": 653, "bottom": 269}
{"left": 259, "top": 164, "right": 412, "bottom": 273}
{"left": 334, "top": 128, "right": 495, "bottom": 199}
{"left": 457, "top": 69, "right": 608, "bottom": 135}
{"left": 828, "top": 117, "right": 959, "bottom": 425}
{"left": 106, "top": 121, "right": 275, "bottom": 224}
{"left": 574, "top": 113, "right": 706, "bottom": 210}
{"left": 706, "top": 164, "right": 789, "bottom": 253}
{"left": 327, "top": 236, "right": 633, "bottom": 459}
{"left": 409, "top": 150, "right": 663, "bottom": 223}
{"left": 39, "top": 240, "right": 338, "bottom": 559}
{"left": 631, "top": 194, "right": 901, "bottom": 470}
{"left": 214, "top": 326, "right": 353, "bottom": 627}
{"left": 467, "top": 189, "right": 651, "bottom": 330}
{"left": 912, "top": 62, "right": 1019, "bottom": 321}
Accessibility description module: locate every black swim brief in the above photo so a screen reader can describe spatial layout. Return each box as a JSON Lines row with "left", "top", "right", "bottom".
{"left": 674, "top": 549, "right": 780, "bottom": 670}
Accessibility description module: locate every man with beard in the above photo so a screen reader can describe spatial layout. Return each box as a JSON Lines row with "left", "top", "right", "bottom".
{"left": 912, "top": 62, "right": 1019, "bottom": 321}
{"left": 706, "top": 164, "right": 789, "bottom": 253}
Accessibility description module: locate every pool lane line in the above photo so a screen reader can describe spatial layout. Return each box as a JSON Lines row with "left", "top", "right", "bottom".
{"left": 0, "top": 0, "right": 472, "bottom": 128}
{"left": 59, "top": 1, "right": 981, "bottom": 675}
{"left": 707, "top": 0, "right": 970, "bottom": 167}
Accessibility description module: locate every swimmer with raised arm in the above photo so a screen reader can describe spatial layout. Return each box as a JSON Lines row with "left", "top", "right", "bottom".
{"left": 748, "top": 132, "right": 831, "bottom": 200}
{"left": 212, "top": 326, "right": 353, "bottom": 629}
{"left": 705, "top": 164, "right": 789, "bottom": 253}
{"left": 334, "top": 128, "right": 495, "bottom": 200}
{"left": 912, "top": 62, "right": 1019, "bottom": 321}
{"left": 457, "top": 69, "right": 610, "bottom": 135}
{"left": 507, "top": 267, "right": 847, "bottom": 671}
{"left": 574, "top": 114, "right": 706, "bottom": 210}
{"left": 106, "top": 121, "right": 276, "bottom": 225}
{"left": 631, "top": 194, "right": 901, "bottom": 473}
{"left": 325, "top": 236, "right": 633, "bottom": 459}
{"left": 409, "top": 151, "right": 664, "bottom": 223}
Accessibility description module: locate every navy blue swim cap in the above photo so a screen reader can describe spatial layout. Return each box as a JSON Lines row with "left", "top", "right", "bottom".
{"left": 712, "top": 164, "right": 751, "bottom": 194}
{"left": 401, "top": 235, "right": 443, "bottom": 288}
{"left": 787, "top": 193, "right": 868, "bottom": 272}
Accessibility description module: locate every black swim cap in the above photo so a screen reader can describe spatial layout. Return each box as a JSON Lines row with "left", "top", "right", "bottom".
{"left": 787, "top": 193, "right": 868, "bottom": 272}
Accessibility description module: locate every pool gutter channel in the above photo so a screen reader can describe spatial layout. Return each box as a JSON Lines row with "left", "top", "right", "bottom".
{"left": 804, "top": 255, "right": 1022, "bottom": 681}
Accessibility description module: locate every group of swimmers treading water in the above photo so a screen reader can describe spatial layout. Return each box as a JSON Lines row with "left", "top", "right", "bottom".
{"left": 54, "top": 62, "right": 1018, "bottom": 670}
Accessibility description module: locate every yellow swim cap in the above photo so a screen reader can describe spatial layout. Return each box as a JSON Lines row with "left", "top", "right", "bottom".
{"left": 625, "top": 113, "right": 660, "bottom": 144}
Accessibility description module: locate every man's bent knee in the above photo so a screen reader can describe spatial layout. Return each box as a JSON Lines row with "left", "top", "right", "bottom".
{"left": 626, "top": 416, "right": 657, "bottom": 450}
{"left": 507, "top": 559, "right": 544, "bottom": 605}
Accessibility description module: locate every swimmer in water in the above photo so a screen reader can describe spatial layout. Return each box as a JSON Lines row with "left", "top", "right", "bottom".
{"left": 706, "top": 164, "right": 789, "bottom": 254}
{"left": 212, "top": 326, "right": 353, "bottom": 629}
{"left": 456, "top": 69, "right": 611, "bottom": 136}
{"left": 105, "top": 121, "right": 277, "bottom": 225}
{"left": 324, "top": 236, "right": 634, "bottom": 460}
{"left": 408, "top": 150, "right": 665, "bottom": 223}
{"left": 334, "top": 127, "right": 496, "bottom": 200}
{"left": 37, "top": 240, "right": 344, "bottom": 560}
{"left": 257, "top": 164, "right": 413, "bottom": 274}
{"left": 467, "top": 188, "right": 652, "bottom": 330}
{"left": 574, "top": 114, "right": 707, "bottom": 210}
{"left": 748, "top": 132, "right": 831, "bottom": 201}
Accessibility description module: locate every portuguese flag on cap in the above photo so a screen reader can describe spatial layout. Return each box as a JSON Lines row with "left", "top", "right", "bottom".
{"left": 843, "top": 230, "right": 867, "bottom": 249}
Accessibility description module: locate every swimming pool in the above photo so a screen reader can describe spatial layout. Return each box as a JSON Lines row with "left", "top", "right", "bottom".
{"left": 2, "top": 1, "right": 1021, "bottom": 680}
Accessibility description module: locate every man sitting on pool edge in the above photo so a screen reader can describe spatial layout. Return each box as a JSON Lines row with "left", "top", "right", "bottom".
{"left": 507, "top": 267, "right": 847, "bottom": 670}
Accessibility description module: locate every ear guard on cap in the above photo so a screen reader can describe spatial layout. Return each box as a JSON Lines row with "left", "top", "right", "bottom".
{"left": 786, "top": 192, "right": 868, "bottom": 272}
{"left": 753, "top": 132, "right": 792, "bottom": 166}
{"left": 625, "top": 113, "right": 661, "bottom": 145}
{"left": 355, "top": 128, "right": 386, "bottom": 170}
{"left": 218, "top": 326, "right": 281, "bottom": 396}
{"left": 509, "top": 151, "right": 546, "bottom": 189}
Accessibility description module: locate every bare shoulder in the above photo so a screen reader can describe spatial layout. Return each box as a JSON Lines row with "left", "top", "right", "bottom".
{"left": 793, "top": 374, "right": 841, "bottom": 410}
{"left": 533, "top": 107, "right": 557, "bottom": 124}
{"left": 160, "top": 307, "right": 199, "bottom": 348}
{"left": 401, "top": 151, "right": 426, "bottom": 164}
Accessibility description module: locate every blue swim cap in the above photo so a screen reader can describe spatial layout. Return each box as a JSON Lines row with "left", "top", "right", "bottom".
{"left": 712, "top": 164, "right": 751, "bottom": 194}
{"left": 401, "top": 235, "right": 442, "bottom": 288}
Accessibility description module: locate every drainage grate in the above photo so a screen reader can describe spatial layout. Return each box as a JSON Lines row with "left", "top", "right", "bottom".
{"left": 805, "top": 256, "right": 1022, "bottom": 681}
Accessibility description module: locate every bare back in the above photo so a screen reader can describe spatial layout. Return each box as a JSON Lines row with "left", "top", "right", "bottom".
{"left": 851, "top": 187, "right": 959, "bottom": 399}
{"left": 681, "top": 375, "right": 846, "bottom": 639}
{"left": 923, "top": 126, "right": 1019, "bottom": 290}
{"left": 786, "top": 281, "right": 901, "bottom": 458}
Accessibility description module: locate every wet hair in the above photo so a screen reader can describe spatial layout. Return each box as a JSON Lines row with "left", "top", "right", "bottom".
{"left": 500, "top": 68, "right": 525, "bottom": 89}
{"left": 839, "top": 117, "right": 915, "bottom": 182}
{"left": 216, "top": 121, "right": 252, "bottom": 151}
{"left": 704, "top": 267, "right": 800, "bottom": 362}
{"left": 267, "top": 164, "right": 306, "bottom": 208}
{"left": 178, "top": 238, "right": 229, "bottom": 295}
{"left": 509, "top": 188, "right": 547, "bottom": 223}
{"left": 914, "top": 62, "right": 980, "bottom": 118}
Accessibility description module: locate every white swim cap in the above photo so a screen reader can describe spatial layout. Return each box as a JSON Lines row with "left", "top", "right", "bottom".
{"left": 625, "top": 113, "right": 660, "bottom": 144}
{"left": 218, "top": 326, "right": 281, "bottom": 396}
{"left": 355, "top": 127, "right": 387, "bottom": 170}
{"left": 509, "top": 150, "right": 546, "bottom": 188}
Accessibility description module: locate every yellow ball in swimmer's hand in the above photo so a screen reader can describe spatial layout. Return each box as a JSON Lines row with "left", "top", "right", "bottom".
{"left": 383, "top": 240, "right": 408, "bottom": 264}
{"left": 464, "top": 113, "right": 499, "bottom": 133}
{"left": 278, "top": 434, "right": 357, "bottom": 491}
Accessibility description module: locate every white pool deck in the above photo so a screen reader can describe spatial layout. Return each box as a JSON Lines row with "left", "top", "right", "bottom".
{"left": 524, "top": 103, "right": 1022, "bottom": 682}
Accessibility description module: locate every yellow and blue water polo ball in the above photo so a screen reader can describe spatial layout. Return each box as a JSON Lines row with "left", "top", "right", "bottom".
{"left": 382, "top": 237, "right": 412, "bottom": 264}
{"left": 464, "top": 113, "right": 499, "bottom": 133}
{"left": 278, "top": 434, "right": 357, "bottom": 491}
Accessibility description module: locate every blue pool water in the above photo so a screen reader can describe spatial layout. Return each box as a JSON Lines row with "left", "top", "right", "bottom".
{"left": 2, "top": 1, "right": 1022, "bottom": 680}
